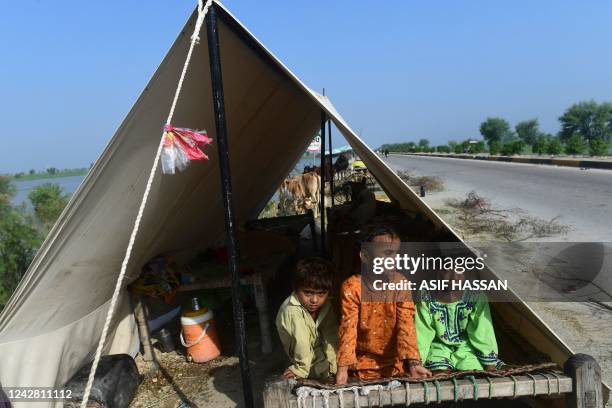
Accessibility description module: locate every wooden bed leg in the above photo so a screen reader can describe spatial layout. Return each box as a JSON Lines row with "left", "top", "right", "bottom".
{"left": 564, "top": 353, "right": 604, "bottom": 408}
{"left": 253, "top": 272, "right": 273, "bottom": 353}
{"left": 263, "top": 377, "right": 294, "bottom": 408}
{"left": 130, "top": 292, "right": 158, "bottom": 373}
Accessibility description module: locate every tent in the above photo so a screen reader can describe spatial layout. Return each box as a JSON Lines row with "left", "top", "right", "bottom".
{"left": 0, "top": 1, "right": 606, "bottom": 403}
{"left": 324, "top": 145, "right": 353, "bottom": 156}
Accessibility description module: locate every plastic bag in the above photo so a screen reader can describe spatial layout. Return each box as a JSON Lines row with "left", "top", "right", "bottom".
{"left": 161, "top": 132, "right": 189, "bottom": 174}
{"left": 160, "top": 124, "right": 213, "bottom": 174}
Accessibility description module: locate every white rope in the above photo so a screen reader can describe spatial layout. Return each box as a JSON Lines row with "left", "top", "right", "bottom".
{"left": 298, "top": 384, "right": 407, "bottom": 408}
{"left": 79, "top": 1, "right": 214, "bottom": 407}
{"left": 179, "top": 322, "right": 210, "bottom": 347}
{"left": 352, "top": 387, "right": 361, "bottom": 408}
{"left": 296, "top": 387, "right": 316, "bottom": 408}
{"left": 361, "top": 385, "right": 382, "bottom": 408}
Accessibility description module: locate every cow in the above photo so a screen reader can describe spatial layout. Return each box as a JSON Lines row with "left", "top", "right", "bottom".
{"left": 280, "top": 176, "right": 306, "bottom": 215}
{"left": 301, "top": 171, "right": 321, "bottom": 218}
{"left": 279, "top": 172, "right": 321, "bottom": 217}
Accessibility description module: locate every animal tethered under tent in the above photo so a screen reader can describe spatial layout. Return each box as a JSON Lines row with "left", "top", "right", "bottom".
{"left": 0, "top": 1, "right": 608, "bottom": 408}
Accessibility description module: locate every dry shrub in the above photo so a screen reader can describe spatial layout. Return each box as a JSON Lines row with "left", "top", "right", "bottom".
{"left": 396, "top": 170, "right": 444, "bottom": 192}
{"left": 446, "top": 191, "right": 569, "bottom": 241}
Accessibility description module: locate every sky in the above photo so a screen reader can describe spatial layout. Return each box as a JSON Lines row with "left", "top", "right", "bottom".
{"left": 1, "top": 0, "right": 612, "bottom": 173}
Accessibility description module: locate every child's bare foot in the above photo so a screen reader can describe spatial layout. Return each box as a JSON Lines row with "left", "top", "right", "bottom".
{"left": 483, "top": 364, "right": 497, "bottom": 372}
{"left": 432, "top": 369, "right": 452, "bottom": 377}
{"left": 409, "top": 364, "right": 432, "bottom": 378}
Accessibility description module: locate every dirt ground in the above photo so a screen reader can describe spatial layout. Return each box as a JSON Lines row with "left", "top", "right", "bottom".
{"left": 130, "top": 312, "right": 287, "bottom": 408}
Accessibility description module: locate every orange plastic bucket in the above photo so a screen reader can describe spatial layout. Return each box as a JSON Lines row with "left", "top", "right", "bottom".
{"left": 180, "top": 307, "right": 221, "bottom": 363}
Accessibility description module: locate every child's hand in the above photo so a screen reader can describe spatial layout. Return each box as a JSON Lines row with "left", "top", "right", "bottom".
{"left": 335, "top": 366, "right": 349, "bottom": 385}
{"left": 408, "top": 362, "right": 432, "bottom": 378}
{"left": 282, "top": 368, "right": 298, "bottom": 379}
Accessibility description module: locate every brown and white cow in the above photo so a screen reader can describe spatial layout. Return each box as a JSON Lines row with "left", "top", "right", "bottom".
{"left": 279, "top": 172, "right": 321, "bottom": 217}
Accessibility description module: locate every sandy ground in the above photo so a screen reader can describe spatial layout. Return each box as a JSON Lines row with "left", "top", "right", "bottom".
{"left": 384, "top": 154, "right": 612, "bottom": 403}
{"left": 130, "top": 309, "right": 287, "bottom": 408}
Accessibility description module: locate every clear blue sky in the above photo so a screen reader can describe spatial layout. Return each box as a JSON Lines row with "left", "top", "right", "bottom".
{"left": 2, "top": 0, "right": 611, "bottom": 173}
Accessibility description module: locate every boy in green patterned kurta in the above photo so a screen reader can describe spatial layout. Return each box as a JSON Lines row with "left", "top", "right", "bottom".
{"left": 415, "top": 271, "right": 504, "bottom": 372}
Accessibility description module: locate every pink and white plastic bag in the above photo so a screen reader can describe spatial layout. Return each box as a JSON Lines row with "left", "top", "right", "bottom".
{"left": 161, "top": 124, "right": 213, "bottom": 174}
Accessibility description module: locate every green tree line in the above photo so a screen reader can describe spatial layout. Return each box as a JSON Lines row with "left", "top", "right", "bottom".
{"left": 381, "top": 100, "right": 612, "bottom": 157}
{"left": 0, "top": 177, "right": 69, "bottom": 310}
{"left": 6, "top": 166, "right": 90, "bottom": 181}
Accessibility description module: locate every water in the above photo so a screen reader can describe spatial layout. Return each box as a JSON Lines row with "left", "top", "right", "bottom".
{"left": 12, "top": 175, "right": 85, "bottom": 206}
{"left": 9, "top": 156, "right": 318, "bottom": 207}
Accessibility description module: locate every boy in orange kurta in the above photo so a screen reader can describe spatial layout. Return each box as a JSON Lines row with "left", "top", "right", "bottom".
{"left": 336, "top": 225, "right": 432, "bottom": 384}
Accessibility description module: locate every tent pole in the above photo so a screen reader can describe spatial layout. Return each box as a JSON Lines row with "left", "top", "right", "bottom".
{"left": 320, "top": 110, "right": 327, "bottom": 254}
{"left": 328, "top": 119, "right": 334, "bottom": 207}
{"left": 205, "top": 5, "right": 254, "bottom": 408}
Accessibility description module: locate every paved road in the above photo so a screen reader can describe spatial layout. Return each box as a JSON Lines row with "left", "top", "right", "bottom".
{"left": 385, "top": 154, "right": 612, "bottom": 242}
{"left": 385, "top": 154, "right": 612, "bottom": 393}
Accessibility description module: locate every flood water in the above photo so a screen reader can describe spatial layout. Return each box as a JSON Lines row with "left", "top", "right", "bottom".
{"left": 10, "top": 157, "right": 319, "bottom": 207}
{"left": 12, "top": 175, "right": 85, "bottom": 206}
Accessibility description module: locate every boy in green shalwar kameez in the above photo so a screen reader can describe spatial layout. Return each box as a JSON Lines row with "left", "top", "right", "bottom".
{"left": 415, "top": 270, "right": 504, "bottom": 373}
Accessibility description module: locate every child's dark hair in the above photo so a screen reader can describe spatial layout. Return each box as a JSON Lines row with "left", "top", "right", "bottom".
{"left": 293, "top": 257, "right": 333, "bottom": 291}
{"left": 360, "top": 224, "right": 400, "bottom": 243}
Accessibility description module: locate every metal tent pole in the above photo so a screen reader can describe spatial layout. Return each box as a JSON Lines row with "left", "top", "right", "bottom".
{"left": 328, "top": 119, "right": 334, "bottom": 207}
{"left": 205, "top": 5, "right": 254, "bottom": 408}
{"left": 320, "top": 110, "right": 327, "bottom": 254}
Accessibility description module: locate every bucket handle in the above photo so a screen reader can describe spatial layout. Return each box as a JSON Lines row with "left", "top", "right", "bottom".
{"left": 180, "top": 322, "right": 210, "bottom": 348}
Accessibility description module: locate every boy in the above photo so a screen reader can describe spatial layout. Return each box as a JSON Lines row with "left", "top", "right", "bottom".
{"left": 336, "top": 225, "right": 431, "bottom": 384}
{"left": 276, "top": 257, "right": 339, "bottom": 380}
{"left": 415, "top": 268, "right": 504, "bottom": 373}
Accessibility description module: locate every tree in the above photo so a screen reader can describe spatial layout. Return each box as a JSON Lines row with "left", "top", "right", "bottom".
{"left": 28, "top": 183, "right": 69, "bottom": 228}
{"left": 532, "top": 134, "right": 550, "bottom": 155}
{"left": 547, "top": 138, "right": 562, "bottom": 155}
{"left": 501, "top": 140, "right": 524, "bottom": 156}
{"left": 0, "top": 211, "right": 40, "bottom": 305}
{"left": 436, "top": 145, "right": 450, "bottom": 153}
{"left": 489, "top": 140, "right": 502, "bottom": 155}
{"left": 589, "top": 138, "right": 609, "bottom": 156}
{"left": 480, "top": 117, "right": 513, "bottom": 147}
{"left": 46, "top": 167, "right": 58, "bottom": 175}
{"left": 400, "top": 142, "right": 415, "bottom": 152}
{"left": 465, "top": 140, "right": 485, "bottom": 154}
{"left": 558, "top": 100, "right": 612, "bottom": 142}
{"left": 0, "top": 176, "right": 15, "bottom": 209}
{"left": 29, "top": 169, "right": 35, "bottom": 175}
{"left": 418, "top": 138, "right": 430, "bottom": 152}
{"left": 515, "top": 119, "right": 540, "bottom": 145}
{"left": 564, "top": 134, "right": 586, "bottom": 155}
{"left": 0, "top": 181, "right": 41, "bottom": 308}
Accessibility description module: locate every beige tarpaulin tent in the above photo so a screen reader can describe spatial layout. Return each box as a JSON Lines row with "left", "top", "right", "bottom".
{"left": 0, "top": 0, "right": 590, "bottom": 399}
